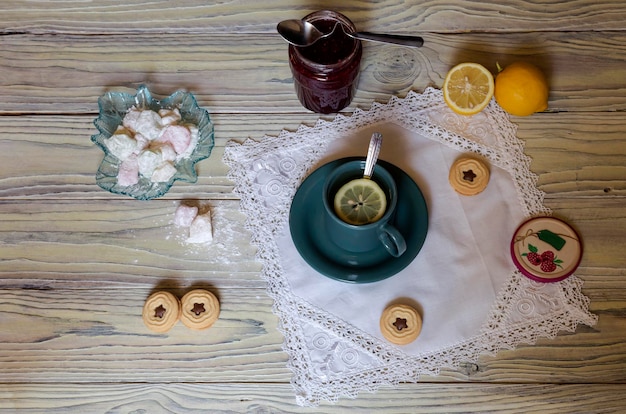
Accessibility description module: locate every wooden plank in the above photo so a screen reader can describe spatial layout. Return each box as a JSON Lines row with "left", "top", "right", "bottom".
{"left": 544, "top": 198, "right": 626, "bottom": 270}
{"left": 1, "top": 0, "right": 626, "bottom": 34}
{"left": 0, "top": 287, "right": 289, "bottom": 383}
{"left": 0, "top": 285, "right": 624, "bottom": 384}
{"left": 1, "top": 32, "right": 626, "bottom": 114}
{"left": 0, "top": 197, "right": 623, "bottom": 284}
{"left": 0, "top": 199, "right": 263, "bottom": 286}
{"left": 0, "top": 112, "right": 624, "bottom": 199}
{"left": 1, "top": 382, "right": 626, "bottom": 412}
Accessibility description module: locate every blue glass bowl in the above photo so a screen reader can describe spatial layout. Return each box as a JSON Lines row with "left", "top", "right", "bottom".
{"left": 91, "top": 85, "right": 214, "bottom": 200}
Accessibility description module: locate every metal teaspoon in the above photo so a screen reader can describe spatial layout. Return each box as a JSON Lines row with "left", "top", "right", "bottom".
{"left": 363, "top": 132, "right": 383, "bottom": 179}
{"left": 277, "top": 19, "right": 424, "bottom": 48}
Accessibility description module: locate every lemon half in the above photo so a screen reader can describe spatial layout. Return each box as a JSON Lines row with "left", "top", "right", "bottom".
{"left": 443, "top": 62, "right": 495, "bottom": 116}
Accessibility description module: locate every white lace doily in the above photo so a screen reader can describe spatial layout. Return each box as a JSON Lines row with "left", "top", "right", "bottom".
{"left": 223, "top": 88, "right": 597, "bottom": 406}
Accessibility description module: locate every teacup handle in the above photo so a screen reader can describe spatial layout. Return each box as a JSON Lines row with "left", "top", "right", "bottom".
{"left": 378, "top": 223, "right": 407, "bottom": 258}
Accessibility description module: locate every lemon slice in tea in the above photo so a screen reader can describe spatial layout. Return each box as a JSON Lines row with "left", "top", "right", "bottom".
{"left": 333, "top": 178, "right": 387, "bottom": 225}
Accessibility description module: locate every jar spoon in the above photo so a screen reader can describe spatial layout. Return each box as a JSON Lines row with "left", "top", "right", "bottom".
{"left": 277, "top": 20, "right": 423, "bottom": 48}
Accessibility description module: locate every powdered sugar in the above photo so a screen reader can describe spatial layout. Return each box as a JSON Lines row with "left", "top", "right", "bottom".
{"left": 164, "top": 200, "right": 254, "bottom": 265}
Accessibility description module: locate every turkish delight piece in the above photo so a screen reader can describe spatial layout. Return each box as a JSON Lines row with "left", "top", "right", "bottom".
{"left": 122, "top": 107, "right": 142, "bottom": 131}
{"left": 151, "top": 161, "right": 177, "bottom": 183}
{"left": 123, "top": 107, "right": 162, "bottom": 140}
{"left": 159, "top": 143, "right": 177, "bottom": 162}
{"left": 159, "top": 125, "right": 191, "bottom": 155}
{"left": 137, "top": 149, "right": 161, "bottom": 178}
{"left": 187, "top": 213, "right": 213, "bottom": 244}
{"left": 114, "top": 125, "right": 133, "bottom": 136}
{"left": 158, "top": 108, "right": 182, "bottom": 126}
{"left": 135, "top": 109, "right": 163, "bottom": 140}
{"left": 117, "top": 154, "right": 139, "bottom": 186}
{"left": 105, "top": 132, "right": 136, "bottom": 161}
{"left": 133, "top": 133, "right": 150, "bottom": 154}
{"left": 177, "top": 125, "right": 199, "bottom": 159}
{"left": 174, "top": 204, "right": 199, "bottom": 227}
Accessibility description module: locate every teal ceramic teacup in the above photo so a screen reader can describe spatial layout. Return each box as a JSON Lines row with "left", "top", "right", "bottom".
{"left": 322, "top": 159, "right": 407, "bottom": 258}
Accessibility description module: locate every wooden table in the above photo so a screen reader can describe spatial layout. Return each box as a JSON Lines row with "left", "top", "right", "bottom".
{"left": 1, "top": 1, "right": 625, "bottom": 412}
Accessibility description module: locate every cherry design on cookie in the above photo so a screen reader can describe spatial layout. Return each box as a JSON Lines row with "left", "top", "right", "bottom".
{"left": 522, "top": 244, "right": 563, "bottom": 273}
{"left": 540, "top": 259, "right": 557, "bottom": 273}
{"left": 541, "top": 250, "right": 554, "bottom": 262}
{"left": 526, "top": 251, "right": 542, "bottom": 265}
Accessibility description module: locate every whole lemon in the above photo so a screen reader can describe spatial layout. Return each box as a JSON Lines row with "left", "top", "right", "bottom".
{"left": 494, "top": 62, "right": 548, "bottom": 116}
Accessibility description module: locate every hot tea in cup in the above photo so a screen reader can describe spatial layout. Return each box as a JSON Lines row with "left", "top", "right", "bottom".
{"left": 323, "top": 159, "right": 406, "bottom": 257}
{"left": 333, "top": 176, "right": 387, "bottom": 225}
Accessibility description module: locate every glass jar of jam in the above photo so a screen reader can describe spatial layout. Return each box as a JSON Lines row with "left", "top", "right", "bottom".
{"left": 288, "top": 10, "right": 362, "bottom": 114}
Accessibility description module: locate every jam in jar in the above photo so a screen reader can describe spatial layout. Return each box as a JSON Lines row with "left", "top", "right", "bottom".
{"left": 288, "top": 10, "right": 362, "bottom": 114}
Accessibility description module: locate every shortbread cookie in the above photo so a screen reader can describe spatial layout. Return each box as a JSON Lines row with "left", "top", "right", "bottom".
{"left": 180, "top": 289, "right": 220, "bottom": 330}
{"left": 449, "top": 157, "right": 490, "bottom": 196}
{"left": 380, "top": 304, "right": 422, "bottom": 345}
{"left": 142, "top": 291, "right": 181, "bottom": 333}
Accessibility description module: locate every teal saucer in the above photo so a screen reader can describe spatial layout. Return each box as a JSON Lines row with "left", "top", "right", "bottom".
{"left": 289, "top": 157, "right": 428, "bottom": 283}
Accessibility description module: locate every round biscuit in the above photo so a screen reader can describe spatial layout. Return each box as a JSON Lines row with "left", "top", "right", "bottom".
{"left": 380, "top": 304, "right": 422, "bottom": 345}
{"left": 180, "top": 289, "right": 220, "bottom": 330}
{"left": 142, "top": 291, "right": 181, "bottom": 333}
{"left": 449, "top": 157, "right": 490, "bottom": 196}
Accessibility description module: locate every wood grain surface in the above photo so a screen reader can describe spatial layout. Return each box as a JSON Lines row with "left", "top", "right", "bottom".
{"left": 1, "top": 0, "right": 625, "bottom": 412}
{"left": 1, "top": 32, "right": 626, "bottom": 113}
